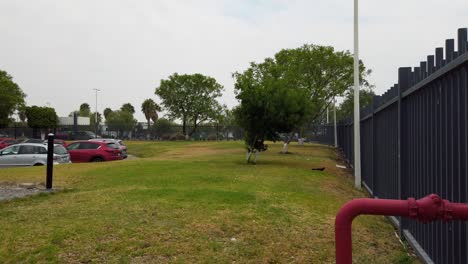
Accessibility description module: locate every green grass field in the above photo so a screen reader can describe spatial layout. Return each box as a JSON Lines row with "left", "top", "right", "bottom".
{"left": 0, "top": 141, "right": 417, "bottom": 263}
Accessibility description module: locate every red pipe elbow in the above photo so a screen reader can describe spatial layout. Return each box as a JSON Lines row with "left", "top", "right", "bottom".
{"left": 335, "top": 194, "right": 468, "bottom": 264}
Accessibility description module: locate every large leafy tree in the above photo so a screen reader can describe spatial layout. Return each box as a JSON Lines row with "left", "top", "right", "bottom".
{"left": 155, "top": 73, "right": 223, "bottom": 137}
{"left": 141, "top": 99, "right": 161, "bottom": 132}
{"left": 273, "top": 45, "right": 370, "bottom": 123}
{"left": 25, "top": 106, "right": 58, "bottom": 129}
{"left": 234, "top": 58, "right": 313, "bottom": 162}
{"left": 105, "top": 110, "right": 137, "bottom": 136}
{"left": 234, "top": 44, "right": 370, "bottom": 161}
{"left": 79, "top": 103, "right": 91, "bottom": 117}
{"left": 121, "top": 103, "right": 135, "bottom": 114}
{"left": 0, "top": 70, "right": 26, "bottom": 127}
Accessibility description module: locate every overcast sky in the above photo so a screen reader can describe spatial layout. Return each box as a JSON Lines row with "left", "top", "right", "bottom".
{"left": 1, "top": 0, "right": 467, "bottom": 121}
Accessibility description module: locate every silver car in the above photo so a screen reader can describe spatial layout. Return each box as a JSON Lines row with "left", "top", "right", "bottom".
{"left": 0, "top": 143, "right": 71, "bottom": 167}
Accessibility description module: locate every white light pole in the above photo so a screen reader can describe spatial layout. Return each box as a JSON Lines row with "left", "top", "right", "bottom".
{"left": 353, "top": 0, "right": 361, "bottom": 189}
{"left": 334, "top": 97, "right": 338, "bottom": 148}
{"left": 93, "top": 88, "right": 100, "bottom": 136}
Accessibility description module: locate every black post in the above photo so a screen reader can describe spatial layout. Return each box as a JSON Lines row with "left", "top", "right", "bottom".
{"left": 46, "top": 133, "right": 54, "bottom": 190}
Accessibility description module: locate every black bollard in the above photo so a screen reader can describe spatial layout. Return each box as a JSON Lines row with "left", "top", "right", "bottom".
{"left": 46, "top": 133, "right": 54, "bottom": 189}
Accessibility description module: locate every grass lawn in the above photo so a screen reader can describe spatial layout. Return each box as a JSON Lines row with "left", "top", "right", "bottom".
{"left": 0, "top": 141, "right": 417, "bottom": 263}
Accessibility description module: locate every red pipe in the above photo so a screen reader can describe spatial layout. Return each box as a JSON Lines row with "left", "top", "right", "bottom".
{"left": 335, "top": 194, "right": 468, "bottom": 264}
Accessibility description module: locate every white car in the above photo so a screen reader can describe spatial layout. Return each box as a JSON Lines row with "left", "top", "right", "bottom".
{"left": 0, "top": 143, "right": 71, "bottom": 167}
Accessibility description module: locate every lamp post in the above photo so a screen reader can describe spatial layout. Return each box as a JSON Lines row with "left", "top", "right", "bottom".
{"left": 353, "top": 0, "right": 361, "bottom": 189}
{"left": 93, "top": 88, "right": 100, "bottom": 136}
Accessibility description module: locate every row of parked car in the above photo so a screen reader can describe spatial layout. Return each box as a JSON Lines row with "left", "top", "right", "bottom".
{"left": 0, "top": 138, "right": 127, "bottom": 167}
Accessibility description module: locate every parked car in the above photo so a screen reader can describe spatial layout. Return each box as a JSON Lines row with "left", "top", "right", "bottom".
{"left": 42, "top": 139, "right": 68, "bottom": 147}
{"left": 71, "top": 131, "right": 97, "bottom": 140}
{"left": 0, "top": 143, "right": 71, "bottom": 167}
{"left": 0, "top": 138, "right": 20, "bottom": 149}
{"left": 66, "top": 141, "right": 122, "bottom": 163}
{"left": 88, "top": 138, "right": 127, "bottom": 159}
{"left": 56, "top": 131, "right": 97, "bottom": 140}
{"left": 23, "top": 138, "right": 46, "bottom": 144}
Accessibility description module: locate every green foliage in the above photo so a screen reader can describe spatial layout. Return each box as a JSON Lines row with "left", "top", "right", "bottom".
{"left": 336, "top": 86, "right": 375, "bottom": 121}
{"left": 141, "top": 98, "right": 161, "bottom": 129}
{"left": 105, "top": 110, "right": 137, "bottom": 133}
{"left": 0, "top": 70, "right": 26, "bottom": 128}
{"left": 217, "top": 106, "right": 237, "bottom": 127}
{"left": 103, "top": 108, "right": 112, "bottom": 119}
{"left": 234, "top": 44, "right": 370, "bottom": 159}
{"left": 79, "top": 103, "right": 91, "bottom": 117}
{"left": 153, "top": 118, "right": 178, "bottom": 137}
{"left": 90, "top": 112, "right": 102, "bottom": 127}
{"left": 273, "top": 45, "right": 370, "bottom": 122}
{"left": 155, "top": 73, "right": 223, "bottom": 137}
{"left": 234, "top": 59, "right": 312, "bottom": 157}
{"left": 25, "top": 106, "right": 58, "bottom": 129}
{"left": 121, "top": 103, "right": 135, "bottom": 114}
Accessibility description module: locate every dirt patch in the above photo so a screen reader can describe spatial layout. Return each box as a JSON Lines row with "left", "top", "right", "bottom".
{"left": 0, "top": 182, "right": 51, "bottom": 201}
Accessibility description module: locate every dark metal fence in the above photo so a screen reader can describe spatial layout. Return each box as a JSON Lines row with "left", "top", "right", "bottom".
{"left": 332, "top": 28, "right": 468, "bottom": 263}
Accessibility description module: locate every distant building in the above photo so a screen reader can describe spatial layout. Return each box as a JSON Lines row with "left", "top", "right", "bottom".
{"left": 58, "top": 116, "right": 90, "bottom": 126}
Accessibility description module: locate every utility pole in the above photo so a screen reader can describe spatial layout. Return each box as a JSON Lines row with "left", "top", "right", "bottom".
{"left": 353, "top": 0, "right": 361, "bottom": 189}
{"left": 334, "top": 97, "right": 338, "bottom": 148}
{"left": 93, "top": 88, "right": 100, "bottom": 136}
{"left": 327, "top": 107, "right": 329, "bottom": 124}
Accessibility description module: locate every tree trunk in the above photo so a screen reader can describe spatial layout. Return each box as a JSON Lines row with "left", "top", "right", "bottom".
{"left": 281, "top": 134, "right": 293, "bottom": 154}
{"left": 246, "top": 151, "right": 253, "bottom": 163}
{"left": 253, "top": 151, "right": 259, "bottom": 163}
{"left": 282, "top": 142, "right": 289, "bottom": 153}
{"left": 182, "top": 117, "right": 187, "bottom": 138}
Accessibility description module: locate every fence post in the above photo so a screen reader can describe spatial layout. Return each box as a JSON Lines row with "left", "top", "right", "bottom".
{"left": 398, "top": 67, "right": 411, "bottom": 232}
{"left": 371, "top": 96, "right": 377, "bottom": 196}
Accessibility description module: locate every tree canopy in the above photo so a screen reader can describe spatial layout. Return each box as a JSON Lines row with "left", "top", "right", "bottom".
{"left": 121, "top": 103, "right": 135, "bottom": 114}
{"left": 0, "top": 70, "right": 26, "bottom": 128}
{"left": 103, "top": 108, "right": 112, "bottom": 119}
{"left": 234, "top": 44, "right": 370, "bottom": 162}
{"left": 79, "top": 103, "right": 91, "bottom": 117}
{"left": 337, "top": 86, "right": 375, "bottom": 121}
{"left": 105, "top": 110, "right": 137, "bottom": 135}
{"left": 155, "top": 73, "right": 223, "bottom": 137}
{"left": 141, "top": 98, "right": 161, "bottom": 128}
{"left": 25, "top": 106, "right": 58, "bottom": 129}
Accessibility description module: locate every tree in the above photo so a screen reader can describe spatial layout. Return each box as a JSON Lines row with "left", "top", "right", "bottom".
{"left": 103, "top": 108, "right": 113, "bottom": 119}
{"left": 155, "top": 73, "right": 223, "bottom": 138}
{"left": 337, "top": 86, "right": 375, "bottom": 121}
{"left": 234, "top": 44, "right": 371, "bottom": 161}
{"left": 18, "top": 106, "right": 27, "bottom": 124}
{"left": 121, "top": 103, "right": 135, "bottom": 114}
{"left": 79, "top": 103, "right": 91, "bottom": 117}
{"left": 105, "top": 110, "right": 137, "bottom": 137}
{"left": 0, "top": 70, "right": 26, "bottom": 128}
{"left": 25, "top": 106, "right": 58, "bottom": 130}
{"left": 234, "top": 58, "right": 313, "bottom": 162}
{"left": 153, "top": 118, "right": 178, "bottom": 138}
{"left": 141, "top": 99, "right": 161, "bottom": 135}
{"left": 90, "top": 112, "right": 102, "bottom": 128}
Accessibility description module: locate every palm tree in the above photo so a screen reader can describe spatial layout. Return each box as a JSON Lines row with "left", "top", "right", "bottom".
{"left": 103, "top": 108, "right": 112, "bottom": 120}
{"left": 141, "top": 99, "right": 161, "bottom": 137}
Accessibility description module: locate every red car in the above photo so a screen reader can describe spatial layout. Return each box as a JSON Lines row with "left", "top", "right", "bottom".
{"left": 66, "top": 141, "right": 122, "bottom": 162}
{"left": 0, "top": 138, "right": 19, "bottom": 150}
